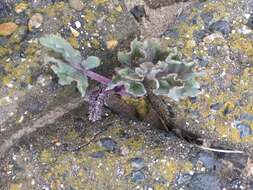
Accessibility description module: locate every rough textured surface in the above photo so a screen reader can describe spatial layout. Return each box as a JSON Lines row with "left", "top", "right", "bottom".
{"left": 125, "top": 0, "right": 194, "bottom": 38}
{"left": 162, "top": 0, "right": 253, "bottom": 150}
{"left": 144, "top": 0, "right": 190, "bottom": 9}
{"left": 1, "top": 0, "right": 253, "bottom": 189}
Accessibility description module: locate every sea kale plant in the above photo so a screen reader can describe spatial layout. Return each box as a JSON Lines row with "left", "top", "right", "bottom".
{"left": 40, "top": 35, "right": 202, "bottom": 122}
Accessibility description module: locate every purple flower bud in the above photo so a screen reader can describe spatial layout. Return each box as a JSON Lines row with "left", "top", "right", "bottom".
{"left": 88, "top": 88, "right": 110, "bottom": 122}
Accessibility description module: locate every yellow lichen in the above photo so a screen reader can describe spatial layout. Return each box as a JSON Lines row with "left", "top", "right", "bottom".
{"left": 40, "top": 149, "right": 54, "bottom": 163}
{"left": 84, "top": 10, "right": 97, "bottom": 23}
{"left": 9, "top": 184, "right": 22, "bottom": 190}
{"left": 122, "top": 97, "right": 149, "bottom": 119}
{"left": 15, "top": 2, "right": 28, "bottom": 13}
{"left": 154, "top": 160, "right": 193, "bottom": 182}
{"left": 94, "top": 0, "right": 108, "bottom": 5}
{"left": 230, "top": 34, "right": 253, "bottom": 59}
{"left": 90, "top": 38, "right": 100, "bottom": 49}
{"left": 68, "top": 36, "right": 79, "bottom": 49}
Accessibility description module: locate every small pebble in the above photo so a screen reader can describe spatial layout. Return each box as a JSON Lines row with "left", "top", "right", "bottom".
{"left": 99, "top": 137, "right": 117, "bottom": 152}
{"left": 70, "top": 26, "right": 80, "bottom": 37}
{"left": 235, "top": 123, "right": 252, "bottom": 138}
{"left": 0, "top": 37, "right": 7, "bottom": 46}
{"left": 130, "top": 5, "right": 147, "bottom": 22}
{"left": 89, "top": 151, "right": 105, "bottom": 158}
{"left": 209, "top": 20, "right": 231, "bottom": 36}
{"left": 68, "top": 0, "right": 84, "bottom": 11}
{"left": 28, "top": 13, "right": 43, "bottom": 31}
{"left": 75, "top": 21, "right": 81, "bottom": 29}
{"left": 106, "top": 40, "right": 118, "bottom": 49}
{"left": 130, "top": 157, "right": 144, "bottom": 170}
{"left": 210, "top": 102, "right": 223, "bottom": 110}
{"left": 0, "top": 22, "right": 18, "bottom": 36}
{"left": 246, "top": 14, "right": 253, "bottom": 29}
{"left": 131, "top": 170, "right": 145, "bottom": 183}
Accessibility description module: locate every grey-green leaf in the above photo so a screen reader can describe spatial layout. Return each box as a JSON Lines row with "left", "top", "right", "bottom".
{"left": 108, "top": 75, "right": 146, "bottom": 97}
{"left": 117, "top": 38, "right": 142, "bottom": 65}
{"left": 116, "top": 67, "right": 143, "bottom": 81}
{"left": 46, "top": 57, "right": 88, "bottom": 97}
{"left": 81, "top": 56, "right": 101, "bottom": 70}
{"left": 39, "top": 35, "right": 82, "bottom": 65}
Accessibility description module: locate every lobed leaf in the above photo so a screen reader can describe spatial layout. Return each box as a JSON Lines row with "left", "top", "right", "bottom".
{"left": 45, "top": 56, "right": 88, "bottom": 97}
{"left": 81, "top": 56, "right": 101, "bottom": 70}
{"left": 40, "top": 34, "right": 82, "bottom": 65}
{"left": 117, "top": 38, "right": 143, "bottom": 65}
{"left": 108, "top": 75, "right": 146, "bottom": 97}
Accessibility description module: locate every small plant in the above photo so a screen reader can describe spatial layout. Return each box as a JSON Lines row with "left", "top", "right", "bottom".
{"left": 40, "top": 35, "right": 202, "bottom": 121}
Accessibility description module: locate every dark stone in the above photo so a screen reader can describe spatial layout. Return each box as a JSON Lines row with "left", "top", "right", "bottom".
{"left": 193, "top": 30, "right": 207, "bottom": 43}
{"left": 0, "top": 37, "right": 7, "bottom": 46}
{"left": 99, "top": 137, "right": 117, "bottom": 152}
{"left": 197, "top": 152, "right": 217, "bottom": 170}
{"left": 175, "top": 174, "right": 192, "bottom": 185}
{"left": 0, "top": 2, "right": 12, "bottom": 18}
{"left": 143, "top": 0, "right": 190, "bottom": 9}
{"left": 21, "top": 96, "right": 44, "bottom": 114}
{"left": 209, "top": 20, "right": 231, "bottom": 36}
{"left": 130, "top": 157, "right": 145, "bottom": 170}
{"left": 240, "top": 113, "right": 253, "bottom": 122}
{"left": 73, "top": 117, "right": 85, "bottom": 134}
{"left": 220, "top": 153, "right": 248, "bottom": 170}
{"left": 188, "top": 174, "right": 221, "bottom": 190}
{"left": 189, "top": 97, "right": 197, "bottom": 103}
{"left": 177, "top": 14, "right": 188, "bottom": 22}
{"left": 89, "top": 151, "right": 105, "bottom": 158}
{"left": 235, "top": 123, "right": 252, "bottom": 138}
{"left": 164, "top": 28, "right": 179, "bottom": 38}
{"left": 15, "top": 14, "right": 29, "bottom": 25}
{"left": 130, "top": 5, "right": 148, "bottom": 22}
{"left": 195, "top": 56, "right": 209, "bottom": 67}
{"left": 0, "top": 64, "right": 6, "bottom": 77}
{"left": 210, "top": 102, "right": 223, "bottom": 110}
{"left": 131, "top": 170, "right": 145, "bottom": 183}
{"left": 247, "top": 14, "right": 253, "bottom": 29}
{"left": 208, "top": 45, "right": 219, "bottom": 56}
{"left": 191, "top": 17, "right": 198, "bottom": 25}
{"left": 200, "top": 12, "right": 213, "bottom": 25}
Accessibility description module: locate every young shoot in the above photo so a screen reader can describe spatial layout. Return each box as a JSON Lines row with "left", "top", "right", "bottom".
{"left": 39, "top": 35, "right": 202, "bottom": 122}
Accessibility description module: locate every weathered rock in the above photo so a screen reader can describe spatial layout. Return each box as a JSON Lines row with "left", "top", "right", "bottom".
{"left": 144, "top": 0, "right": 190, "bottom": 9}
{"left": 163, "top": 0, "right": 253, "bottom": 151}
{"left": 0, "top": 0, "right": 139, "bottom": 155}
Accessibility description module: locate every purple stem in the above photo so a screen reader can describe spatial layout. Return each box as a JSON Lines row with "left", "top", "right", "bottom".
{"left": 72, "top": 64, "right": 111, "bottom": 85}
{"left": 84, "top": 70, "right": 111, "bottom": 85}
{"left": 72, "top": 63, "right": 129, "bottom": 96}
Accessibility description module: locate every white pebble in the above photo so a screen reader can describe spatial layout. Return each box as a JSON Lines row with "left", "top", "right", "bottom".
{"left": 75, "top": 21, "right": 81, "bottom": 29}
{"left": 244, "top": 13, "right": 251, "bottom": 19}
